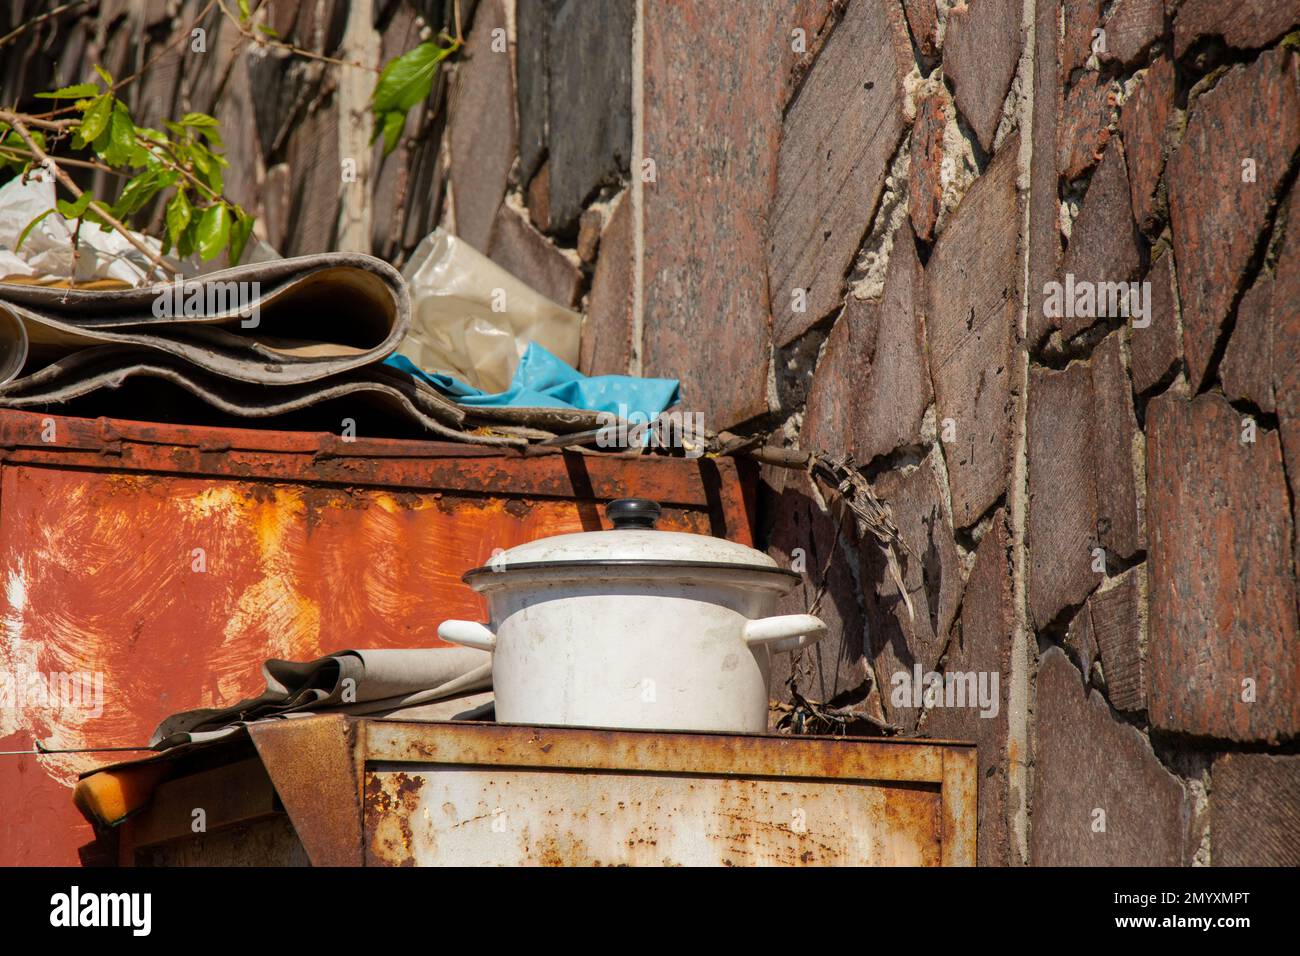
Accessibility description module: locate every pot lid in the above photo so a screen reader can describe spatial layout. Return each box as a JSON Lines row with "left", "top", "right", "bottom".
{"left": 473, "top": 498, "right": 788, "bottom": 574}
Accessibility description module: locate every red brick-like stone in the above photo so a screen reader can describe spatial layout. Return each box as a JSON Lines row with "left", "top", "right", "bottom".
{"left": 1211, "top": 753, "right": 1300, "bottom": 866}
{"left": 768, "top": 0, "right": 908, "bottom": 345}
{"left": 909, "top": 93, "right": 947, "bottom": 243}
{"left": 1146, "top": 390, "right": 1300, "bottom": 742}
{"left": 1100, "top": 0, "right": 1166, "bottom": 67}
{"left": 1090, "top": 332, "right": 1144, "bottom": 560}
{"left": 1061, "top": 0, "right": 1104, "bottom": 81}
{"left": 448, "top": 0, "right": 517, "bottom": 253}
{"left": 1057, "top": 140, "right": 1143, "bottom": 340}
{"left": 641, "top": 2, "right": 833, "bottom": 428}
{"left": 1220, "top": 275, "right": 1277, "bottom": 414}
{"left": 1167, "top": 47, "right": 1300, "bottom": 390}
{"left": 1032, "top": 647, "right": 1191, "bottom": 865}
{"left": 1268, "top": 186, "right": 1300, "bottom": 575}
{"left": 944, "top": 0, "right": 1024, "bottom": 153}
{"left": 1058, "top": 70, "right": 1117, "bottom": 182}
{"left": 926, "top": 136, "right": 1020, "bottom": 528}
{"left": 863, "top": 454, "right": 966, "bottom": 733}
{"left": 1088, "top": 566, "right": 1147, "bottom": 712}
{"left": 920, "top": 512, "right": 1014, "bottom": 867}
{"left": 525, "top": 160, "right": 552, "bottom": 234}
{"left": 576, "top": 207, "right": 603, "bottom": 265}
{"left": 487, "top": 204, "right": 583, "bottom": 308}
{"left": 1127, "top": 250, "right": 1182, "bottom": 393}
{"left": 580, "top": 194, "right": 633, "bottom": 376}
{"left": 1028, "top": 361, "right": 1100, "bottom": 630}
{"left": 1174, "top": 0, "right": 1300, "bottom": 58}
{"left": 901, "top": 0, "right": 939, "bottom": 57}
{"left": 1118, "top": 54, "right": 1175, "bottom": 234}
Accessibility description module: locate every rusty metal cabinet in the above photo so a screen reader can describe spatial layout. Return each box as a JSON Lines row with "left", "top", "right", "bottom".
{"left": 0, "top": 409, "right": 753, "bottom": 865}
{"left": 105, "top": 715, "right": 977, "bottom": 866}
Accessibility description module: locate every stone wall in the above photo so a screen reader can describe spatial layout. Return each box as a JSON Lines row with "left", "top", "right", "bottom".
{"left": 4, "top": 0, "right": 1297, "bottom": 865}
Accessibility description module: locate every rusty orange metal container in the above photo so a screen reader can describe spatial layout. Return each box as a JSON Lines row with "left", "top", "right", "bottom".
{"left": 0, "top": 409, "right": 754, "bottom": 865}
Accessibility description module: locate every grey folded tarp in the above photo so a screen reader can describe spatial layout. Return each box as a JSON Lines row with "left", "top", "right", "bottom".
{"left": 0, "top": 253, "right": 409, "bottom": 385}
{"left": 150, "top": 647, "right": 493, "bottom": 749}
{"left": 0, "top": 254, "right": 530, "bottom": 443}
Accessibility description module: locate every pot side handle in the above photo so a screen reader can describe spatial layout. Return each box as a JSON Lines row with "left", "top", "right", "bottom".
{"left": 437, "top": 620, "right": 497, "bottom": 652}
{"left": 743, "top": 614, "right": 827, "bottom": 654}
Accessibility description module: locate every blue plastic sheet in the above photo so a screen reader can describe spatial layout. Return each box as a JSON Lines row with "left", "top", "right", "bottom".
{"left": 385, "top": 342, "right": 681, "bottom": 418}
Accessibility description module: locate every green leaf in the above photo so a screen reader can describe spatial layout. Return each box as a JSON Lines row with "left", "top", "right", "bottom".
{"left": 35, "top": 82, "right": 100, "bottom": 99}
{"left": 100, "top": 101, "right": 137, "bottom": 166}
{"left": 180, "top": 112, "right": 218, "bottom": 129}
{"left": 177, "top": 220, "right": 197, "bottom": 259}
{"left": 257, "top": 24, "right": 279, "bottom": 37}
{"left": 228, "top": 207, "right": 255, "bottom": 265}
{"left": 238, "top": 0, "right": 251, "bottom": 19}
{"left": 112, "top": 171, "right": 162, "bottom": 218}
{"left": 372, "top": 42, "right": 454, "bottom": 114}
{"left": 379, "top": 110, "right": 406, "bottom": 154}
{"left": 166, "top": 189, "right": 192, "bottom": 247}
{"left": 79, "top": 94, "right": 113, "bottom": 143}
{"left": 55, "top": 192, "right": 95, "bottom": 219}
{"left": 14, "top": 209, "right": 54, "bottom": 252}
{"left": 195, "top": 203, "right": 230, "bottom": 261}
{"left": 94, "top": 64, "right": 114, "bottom": 87}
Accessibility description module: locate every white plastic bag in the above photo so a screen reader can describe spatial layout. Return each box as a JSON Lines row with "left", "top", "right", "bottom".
{"left": 399, "top": 228, "right": 582, "bottom": 393}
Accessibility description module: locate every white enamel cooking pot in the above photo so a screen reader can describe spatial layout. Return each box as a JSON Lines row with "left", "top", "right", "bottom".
{"left": 438, "top": 498, "right": 825, "bottom": 732}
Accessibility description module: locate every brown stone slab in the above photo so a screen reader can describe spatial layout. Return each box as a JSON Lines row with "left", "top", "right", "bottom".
{"left": 926, "top": 136, "right": 1020, "bottom": 528}
{"left": 580, "top": 193, "right": 633, "bottom": 376}
{"left": 1031, "top": 647, "right": 1191, "bottom": 865}
{"left": 909, "top": 92, "right": 947, "bottom": 243}
{"left": 944, "top": 0, "right": 1024, "bottom": 153}
{"left": 1062, "top": 0, "right": 1105, "bottom": 82}
{"left": 1089, "top": 566, "right": 1147, "bottom": 712}
{"left": 1146, "top": 390, "right": 1300, "bottom": 742}
{"left": 901, "top": 0, "right": 939, "bottom": 57}
{"left": 806, "top": 223, "right": 930, "bottom": 467}
{"left": 487, "top": 204, "right": 583, "bottom": 308}
{"left": 1028, "top": 361, "right": 1101, "bottom": 629}
{"left": 1028, "top": 0, "right": 1064, "bottom": 350}
{"left": 1220, "top": 275, "right": 1277, "bottom": 414}
{"left": 1091, "top": 331, "right": 1145, "bottom": 560}
{"left": 1065, "top": 600, "right": 1099, "bottom": 680}
{"left": 920, "top": 512, "right": 1014, "bottom": 867}
{"left": 1173, "top": 0, "right": 1300, "bottom": 58}
{"left": 1058, "top": 70, "right": 1117, "bottom": 182}
{"left": 1211, "top": 753, "right": 1300, "bottom": 866}
{"left": 1167, "top": 47, "right": 1300, "bottom": 390}
{"left": 769, "top": 0, "right": 908, "bottom": 345}
{"left": 1118, "top": 53, "right": 1176, "bottom": 234}
{"left": 764, "top": 467, "right": 871, "bottom": 713}
{"left": 448, "top": 0, "right": 517, "bottom": 252}
{"left": 864, "top": 454, "right": 967, "bottom": 732}
{"left": 1100, "top": 0, "right": 1166, "bottom": 67}
{"left": 1057, "top": 140, "right": 1144, "bottom": 340}
{"left": 801, "top": 298, "right": 877, "bottom": 463}
{"left": 1127, "top": 249, "right": 1182, "bottom": 393}
{"left": 1270, "top": 187, "right": 1300, "bottom": 576}
{"left": 641, "top": 1, "right": 816, "bottom": 428}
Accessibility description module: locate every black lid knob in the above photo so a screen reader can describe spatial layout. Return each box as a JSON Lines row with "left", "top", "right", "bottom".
{"left": 607, "top": 498, "right": 661, "bottom": 530}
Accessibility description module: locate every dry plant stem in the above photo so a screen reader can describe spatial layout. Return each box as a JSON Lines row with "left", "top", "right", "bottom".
{"left": 0, "top": 1, "right": 92, "bottom": 51}
{"left": 215, "top": 0, "right": 379, "bottom": 72}
{"left": 0, "top": 146, "right": 127, "bottom": 176}
{"left": 0, "top": 110, "right": 177, "bottom": 279}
